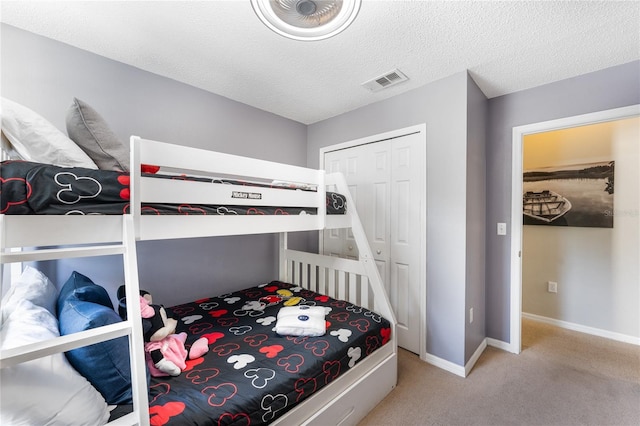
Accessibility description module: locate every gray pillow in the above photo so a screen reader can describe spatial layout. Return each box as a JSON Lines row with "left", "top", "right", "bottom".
{"left": 66, "top": 98, "right": 130, "bottom": 171}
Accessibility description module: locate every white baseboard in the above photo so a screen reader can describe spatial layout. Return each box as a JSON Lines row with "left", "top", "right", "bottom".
{"left": 522, "top": 312, "right": 640, "bottom": 346}
{"left": 464, "top": 338, "right": 487, "bottom": 376}
{"left": 423, "top": 339, "right": 488, "bottom": 378}
{"left": 423, "top": 353, "right": 466, "bottom": 378}
{"left": 486, "top": 337, "right": 514, "bottom": 353}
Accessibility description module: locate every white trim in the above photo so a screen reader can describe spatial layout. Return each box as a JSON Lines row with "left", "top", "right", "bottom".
{"left": 319, "top": 124, "right": 425, "bottom": 156}
{"left": 523, "top": 312, "right": 640, "bottom": 346}
{"left": 486, "top": 337, "right": 512, "bottom": 352}
{"left": 464, "top": 338, "right": 487, "bottom": 377}
{"left": 510, "top": 104, "right": 640, "bottom": 355}
{"left": 319, "top": 124, "right": 428, "bottom": 361}
{"left": 423, "top": 352, "right": 466, "bottom": 378}
{"left": 424, "top": 342, "right": 493, "bottom": 378}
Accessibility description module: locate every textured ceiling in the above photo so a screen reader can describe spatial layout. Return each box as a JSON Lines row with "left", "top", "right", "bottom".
{"left": 1, "top": 1, "right": 639, "bottom": 124}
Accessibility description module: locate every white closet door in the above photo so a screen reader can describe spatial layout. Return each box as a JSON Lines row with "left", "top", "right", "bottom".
{"left": 388, "top": 134, "right": 423, "bottom": 354}
{"left": 323, "top": 131, "right": 424, "bottom": 354}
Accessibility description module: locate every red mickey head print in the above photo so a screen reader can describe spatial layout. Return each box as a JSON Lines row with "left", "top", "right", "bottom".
{"left": 244, "top": 334, "right": 268, "bottom": 347}
{"left": 329, "top": 312, "right": 350, "bottom": 322}
{"left": 261, "top": 295, "right": 282, "bottom": 304}
{"left": 188, "top": 322, "right": 213, "bottom": 335}
{"left": 202, "top": 331, "right": 225, "bottom": 344}
{"left": 365, "top": 335, "right": 381, "bottom": 355}
{"left": 259, "top": 344, "right": 284, "bottom": 359}
{"left": 183, "top": 357, "right": 205, "bottom": 371}
{"left": 149, "top": 401, "right": 185, "bottom": 426}
{"left": 349, "top": 318, "right": 371, "bottom": 332}
{"left": 185, "top": 367, "right": 219, "bottom": 385}
{"left": 277, "top": 354, "right": 304, "bottom": 373}
{"left": 217, "top": 317, "right": 239, "bottom": 327}
{"left": 381, "top": 327, "right": 392, "bottom": 345}
{"left": 117, "top": 175, "right": 130, "bottom": 200}
{"left": 171, "top": 305, "right": 195, "bottom": 316}
{"left": 294, "top": 377, "right": 317, "bottom": 402}
{"left": 208, "top": 309, "right": 228, "bottom": 318}
{"left": 141, "top": 206, "right": 161, "bottom": 215}
{"left": 202, "top": 383, "right": 238, "bottom": 407}
{"left": 211, "top": 343, "right": 240, "bottom": 357}
{"left": 178, "top": 204, "right": 207, "bottom": 215}
{"left": 218, "top": 412, "right": 250, "bottom": 425}
{"left": 149, "top": 383, "right": 170, "bottom": 405}
{"left": 117, "top": 175, "right": 130, "bottom": 186}
{"left": 0, "top": 177, "right": 31, "bottom": 213}
{"left": 322, "top": 360, "right": 341, "bottom": 384}
{"left": 304, "top": 340, "right": 329, "bottom": 357}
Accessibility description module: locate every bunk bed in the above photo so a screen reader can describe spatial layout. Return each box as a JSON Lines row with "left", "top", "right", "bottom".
{"left": 0, "top": 136, "right": 397, "bottom": 426}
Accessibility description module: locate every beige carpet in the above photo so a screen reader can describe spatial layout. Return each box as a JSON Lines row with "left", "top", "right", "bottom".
{"left": 358, "top": 318, "right": 640, "bottom": 426}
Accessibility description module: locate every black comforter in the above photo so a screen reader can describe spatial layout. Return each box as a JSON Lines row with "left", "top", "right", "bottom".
{"left": 147, "top": 281, "right": 391, "bottom": 425}
{"left": 0, "top": 161, "right": 346, "bottom": 216}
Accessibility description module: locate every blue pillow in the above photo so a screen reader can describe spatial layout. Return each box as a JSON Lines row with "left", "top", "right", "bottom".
{"left": 58, "top": 273, "right": 134, "bottom": 405}
{"left": 57, "top": 271, "right": 113, "bottom": 317}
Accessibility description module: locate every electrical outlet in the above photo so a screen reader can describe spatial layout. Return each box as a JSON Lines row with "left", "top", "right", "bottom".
{"left": 469, "top": 308, "right": 474, "bottom": 323}
{"left": 548, "top": 281, "right": 558, "bottom": 293}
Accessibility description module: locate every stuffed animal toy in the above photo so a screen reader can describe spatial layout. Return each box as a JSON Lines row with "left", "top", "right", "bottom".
{"left": 117, "top": 285, "right": 152, "bottom": 320}
{"left": 117, "top": 285, "right": 209, "bottom": 377}
{"left": 139, "top": 295, "right": 209, "bottom": 377}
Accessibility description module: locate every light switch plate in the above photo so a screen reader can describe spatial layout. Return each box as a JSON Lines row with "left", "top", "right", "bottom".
{"left": 497, "top": 222, "right": 507, "bottom": 235}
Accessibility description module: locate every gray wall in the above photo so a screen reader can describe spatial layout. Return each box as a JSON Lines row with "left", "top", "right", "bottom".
{"left": 1, "top": 24, "right": 307, "bottom": 306}
{"left": 465, "top": 74, "right": 487, "bottom": 361}
{"left": 486, "top": 60, "right": 640, "bottom": 342}
{"left": 308, "top": 71, "right": 484, "bottom": 366}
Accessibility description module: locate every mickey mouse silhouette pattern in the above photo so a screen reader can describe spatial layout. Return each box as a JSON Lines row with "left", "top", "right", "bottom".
{"left": 146, "top": 280, "right": 391, "bottom": 425}
{"left": 1, "top": 160, "right": 347, "bottom": 216}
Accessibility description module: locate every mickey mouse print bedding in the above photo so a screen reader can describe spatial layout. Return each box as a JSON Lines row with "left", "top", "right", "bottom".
{"left": 146, "top": 280, "right": 391, "bottom": 425}
{"left": 0, "top": 160, "right": 347, "bottom": 216}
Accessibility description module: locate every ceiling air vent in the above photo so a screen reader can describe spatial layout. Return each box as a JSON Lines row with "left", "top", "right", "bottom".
{"left": 362, "top": 69, "right": 409, "bottom": 92}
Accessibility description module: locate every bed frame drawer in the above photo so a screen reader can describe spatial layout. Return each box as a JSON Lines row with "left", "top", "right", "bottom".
{"left": 273, "top": 347, "right": 397, "bottom": 426}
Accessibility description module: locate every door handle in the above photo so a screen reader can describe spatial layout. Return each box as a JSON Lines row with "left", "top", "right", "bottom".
{"left": 376, "top": 250, "right": 382, "bottom": 255}
{"left": 348, "top": 245, "right": 353, "bottom": 251}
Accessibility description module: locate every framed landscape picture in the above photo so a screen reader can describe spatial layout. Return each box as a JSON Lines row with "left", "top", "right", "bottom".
{"left": 523, "top": 122, "right": 615, "bottom": 228}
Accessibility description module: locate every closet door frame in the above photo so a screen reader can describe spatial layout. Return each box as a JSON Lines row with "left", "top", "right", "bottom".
{"left": 320, "top": 123, "right": 427, "bottom": 360}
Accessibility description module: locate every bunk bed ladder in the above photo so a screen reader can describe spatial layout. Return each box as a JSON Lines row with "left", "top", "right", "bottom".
{"left": 279, "top": 173, "right": 397, "bottom": 325}
{"left": 0, "top": 215, "right": 150, "bottom": 426}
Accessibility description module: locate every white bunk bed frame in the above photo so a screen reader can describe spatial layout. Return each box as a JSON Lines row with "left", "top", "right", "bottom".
{"left": 0, "top": 136, "right": 397, "bottom": 426}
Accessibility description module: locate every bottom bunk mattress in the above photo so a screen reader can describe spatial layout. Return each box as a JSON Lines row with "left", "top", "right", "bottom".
{"left": 147, "top": 280, "right": 392, "bottom": 425}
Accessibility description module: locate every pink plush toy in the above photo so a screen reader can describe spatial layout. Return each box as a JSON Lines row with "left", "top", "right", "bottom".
{"left": 140, "top": 295, "right": 209, "bottom": 377}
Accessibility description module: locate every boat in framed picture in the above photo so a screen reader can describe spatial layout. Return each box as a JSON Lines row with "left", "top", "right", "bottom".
{"left": 523, "top": 190, "right": 572, "bottom": 223}
{"left": 522, "top": 161, "right": 614, "bottom": 228}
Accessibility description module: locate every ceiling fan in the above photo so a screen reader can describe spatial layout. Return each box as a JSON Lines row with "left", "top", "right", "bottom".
{"left": 251, "top": 0, "right": 362, "bottom": 41}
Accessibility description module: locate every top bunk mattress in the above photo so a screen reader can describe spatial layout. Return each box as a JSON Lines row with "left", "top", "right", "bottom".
{"left": 0, "top": 161, "right": 347, "bottom": 216}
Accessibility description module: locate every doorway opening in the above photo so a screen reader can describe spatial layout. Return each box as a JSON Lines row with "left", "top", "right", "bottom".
{"left": 510, "top": 105, "right": 640, "bottom": 354}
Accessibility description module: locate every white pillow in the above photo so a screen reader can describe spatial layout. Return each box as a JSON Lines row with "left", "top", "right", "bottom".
{"left": 1, "top": 266, "right": 57, "bottom": 323}
{"left": 1, "top": 131, "right": 24, "bottom": 160}
{"left": 0, "top": 97, "right": 98, "bottom": 169}
{"left": 0, "top": 299, "right": 110, "bottom": 425}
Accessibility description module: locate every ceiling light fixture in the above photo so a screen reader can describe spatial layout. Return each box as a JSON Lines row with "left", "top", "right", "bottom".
{"left": 251, "top": 0, "right": 361, "bottom": 41}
